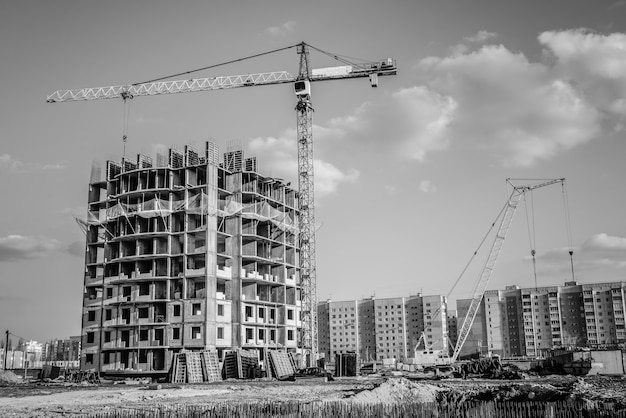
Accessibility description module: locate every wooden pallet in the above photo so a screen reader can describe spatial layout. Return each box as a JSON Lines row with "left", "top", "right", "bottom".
{"left": 186, "top": 351, "right": 204, "bottom": 383}
{"left": 201, "top": 350, "right": 221, "bottom": 382}
{"left": 222, "top": 350, "right": 239, "bottom": 379}
{"left": 268, "top": 350, "right": 294, "bottom": 379}
{"left": 171, "top": 353, "right": 187, "bottom": 383}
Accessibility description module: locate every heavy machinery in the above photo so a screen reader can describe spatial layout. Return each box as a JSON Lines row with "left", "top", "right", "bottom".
{"left": 410, "top": 178, "right": 568, "bottom": 372}
{"left": 47, "top": 42, "right": 397, "bottom": 365}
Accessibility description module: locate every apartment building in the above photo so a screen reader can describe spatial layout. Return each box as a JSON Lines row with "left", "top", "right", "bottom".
{"left": 80, "top": 143, "right": 302, "bottom": 374}
{"left": 467, "top": 281, "right": 626, "bottom": 358}
{"left": 456, "top": 298, "right": 488, "bottom": 358}
{"left": 317, "top": 294, "right": 448, "bottom": 364}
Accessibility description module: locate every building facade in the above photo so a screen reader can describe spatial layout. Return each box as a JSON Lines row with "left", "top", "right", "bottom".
{"left": 464, "top": 281, "right": 626, "bottom": 358}
{"left": 80, "top": 143, "right": 302, "bottom": 373}
{"left": 317, "top": 294, "right": 448, "bottom": 364}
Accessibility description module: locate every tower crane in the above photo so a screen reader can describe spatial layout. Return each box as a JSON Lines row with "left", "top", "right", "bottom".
{"left": 47, "top": 42, "right": 397, "bottom": 365}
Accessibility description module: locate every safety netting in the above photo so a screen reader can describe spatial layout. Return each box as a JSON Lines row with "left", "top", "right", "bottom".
{"left": 77, "top": 191, "right": 298, "bottom": 234}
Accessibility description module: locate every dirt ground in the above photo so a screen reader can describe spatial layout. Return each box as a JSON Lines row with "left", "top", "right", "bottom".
{"left": 1, "top": 371, "right": 626, "bottom": 417}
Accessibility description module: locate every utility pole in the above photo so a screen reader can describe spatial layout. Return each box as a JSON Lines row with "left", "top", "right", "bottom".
{"left": 4, "top": 330, "right": 8, "bottom": 370}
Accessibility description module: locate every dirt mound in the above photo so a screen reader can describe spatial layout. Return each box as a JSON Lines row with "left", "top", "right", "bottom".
{"left": 348, "top": 378, "right": 443, "bottom": 403}
{"left": 0, "top": 370, "right": 23, "bottom": 385}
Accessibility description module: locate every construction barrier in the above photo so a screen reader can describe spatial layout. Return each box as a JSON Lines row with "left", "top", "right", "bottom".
{"left": 78, "top": 399, "right": 626, "bottom": 418}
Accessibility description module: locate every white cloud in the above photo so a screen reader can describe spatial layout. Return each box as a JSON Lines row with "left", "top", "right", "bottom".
{"left": 418, "top": 180, "right": 437, "bottom": 193}
{"left": 384, "top": 185, "right": 397, "bottom": 195}
{"left": 539, "top": 29, "right": 626, "bottom": 118}
{"left": 391, "top": 87, "right": 457, "bottom": 161}
{"left": 248, "top": 130, "right": 359, "bottom": 199}
{"left": 464, "top": 30, "right": 498, "bottom": 44}
{"left": 265, "top": 21, "right": 296, "bottom": 37}
{"left": 0, "top": 235, "right": 61, "bottom": 262}
{"left": 533, "top": 233, "right": 626, "bottom": 278}
{"left": 0, "top": 154, "right": 24, "bottom": 171}
{"left": 0, "top": 154, "right": 66, "bottom": 172}
{"left": 420, "top": 43, "right": 600, "bottom": 167}
{"left": 314, "top": 160, "right": 359, "bottom": 197}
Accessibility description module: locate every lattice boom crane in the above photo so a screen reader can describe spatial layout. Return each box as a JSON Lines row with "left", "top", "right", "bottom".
{"left": 47, "top": 42, "right": 397, "bottom": 365}
{"left": 451, "top": 178, "right": 565, "bottom": 363}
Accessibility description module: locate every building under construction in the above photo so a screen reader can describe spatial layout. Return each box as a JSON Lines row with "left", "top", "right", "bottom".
{"left": 80, "top": 142, "right": 302, "bottom": 375}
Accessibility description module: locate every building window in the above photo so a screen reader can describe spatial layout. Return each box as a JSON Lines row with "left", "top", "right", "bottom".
{"left": 138, "top": 307, "right": 149, "bottom": 318}
{"left": 139, "top": 282, "right": 150, "bottom": 296}
{"left": 86, "top": 353, "right": 94, "bottom": 364}
{"left": 105, "top": 309, "right": 112, "bottom": 321}
{"left": 104, "top": 331, "right": 111, "bottom": 343}
{"left": 217, "top": 304, "right": 224, "bottom": 316}
{"left": 87, "top": 332, "right": 94, "bottom": 343}
{"left": 192, "top": 327, "right": 201, "bottom": 339}
{"left": 140, "top": 329, "right": 149, "bottom": 341}
{"left": 88, "top": 310, "right": 96, "bottom": 321}
{"left": 287, "top": 309, "right": 294, "bottom": 320}
{"left": 217, "top": 327, "right": 224, "bottom": 339}
{"left": 173, "top": 328, "right": 180, "bottom": 339}
{"left": 288, "top": 330, "right": 294, "bottom": 340}
{"left": 193, "top": 303, "right": 201, "bottom": 315}
{"left": 173, "top": 305, "right": 181, "bottom": 317}
{"left": 103, "top": 352, "right": 111, "bottom": 364}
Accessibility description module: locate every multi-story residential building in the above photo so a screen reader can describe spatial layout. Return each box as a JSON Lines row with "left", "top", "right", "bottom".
{"left": 317, "top": 294, "right": 448, "bottom": 364}
{"left": 358, "top": 298, "right": 376, "bottom": 362}
{"left": 466, "top": 281, "right": 626, "bottom": 359}
{"left": 374, "top": 297, "right": 409, "bottom": 361}
{"left": 80, "top": 143, "right": 302, "bottom": 375}
{"left": 446, "top": 310, "right": 458, "bottom": 356}
{"left": 456, "top": 298, "right": 487, "bottom": 358}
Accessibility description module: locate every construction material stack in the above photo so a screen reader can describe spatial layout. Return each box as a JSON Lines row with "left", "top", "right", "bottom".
{"left": 169, "top": 350, "right": 221, "bottom": 383}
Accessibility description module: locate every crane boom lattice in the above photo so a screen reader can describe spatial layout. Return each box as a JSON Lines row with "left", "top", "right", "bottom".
{"left": 452, "top": 178, "right": 565, "bottom": 363}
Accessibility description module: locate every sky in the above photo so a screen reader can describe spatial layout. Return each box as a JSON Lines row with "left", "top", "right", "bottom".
{"left": 1, "top": 0, "right": 626, "bottom": 342}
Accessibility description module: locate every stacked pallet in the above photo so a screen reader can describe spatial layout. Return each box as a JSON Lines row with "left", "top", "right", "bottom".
{"left": 267, "top": 350, "right": 296, "bottom": 379}
{"left": 169, "top": 350, "right": 222, "bottom": 383}
{"left": 222, "top": 349, "right": 260, "bottom": 379}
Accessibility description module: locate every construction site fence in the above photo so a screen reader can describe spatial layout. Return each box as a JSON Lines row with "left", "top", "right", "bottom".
{"left": 81, "top": 399, "right": 626, "bottom": 418}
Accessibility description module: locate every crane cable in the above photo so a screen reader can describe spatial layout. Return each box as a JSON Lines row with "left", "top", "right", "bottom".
{"left": 121, "top": 92, "right": 132, "bottom": 161}
{"left": 562, "top": 181, "right": 576, "bottom": 281}
{"left": 132, "top": 44, "right": 301, "bottom": 85}
{"left": 523, "top": 190, "right": 539, "bottom": 290}
{"left": 419, "top": 196, "right": 510, "bottom": 351}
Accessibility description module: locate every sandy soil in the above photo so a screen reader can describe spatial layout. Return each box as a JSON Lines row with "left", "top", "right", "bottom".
{"left": 1, "top": 371, "right": 626, "bottom": 417}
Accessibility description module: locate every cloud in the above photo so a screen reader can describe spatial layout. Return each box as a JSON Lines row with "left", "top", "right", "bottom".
{"left": 533, "top": 233, "right": 626, "bottom": 278}
{"left": 418, "top": 180, "right": 437, "bottom": 193}
{"left": 248, "top": 131, "right": 359, "bottom": 198}
{"left": 464, "top": 30, "right": 498, "bottom": 43}
{"left": 419, "top": 42, "right": 601, "bottom": 167}
{"left": 0, "top": 235, "right": 61, "bottom": 262}
{"left": 0, "top": 154, "right": 24, "bottom": 171}
{"left": 65, "top": 241, "right": 85, "bottom": 257}
{"left": 539, "top": 29, "right": 626, "bottom": 119}
{"left": 0, "top": 154, "right": 66, "bottom": 172}
{"left": 265, "top": 21, "right": 296, "bottom": 37}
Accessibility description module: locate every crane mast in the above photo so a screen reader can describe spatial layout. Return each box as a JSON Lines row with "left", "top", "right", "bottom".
{"left": 295, "top": 44, "right": 318, "bottom": 363}
{"left": 47, "top": 42, "right": 397, "bottom": 366}
{"left": 451, "top": 178, "right": 565, "bottom": 363}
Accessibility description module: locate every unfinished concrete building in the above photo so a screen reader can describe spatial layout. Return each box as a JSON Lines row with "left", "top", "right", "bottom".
{"left": 80, "top": 142, "right": 302, "bottom": 376}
